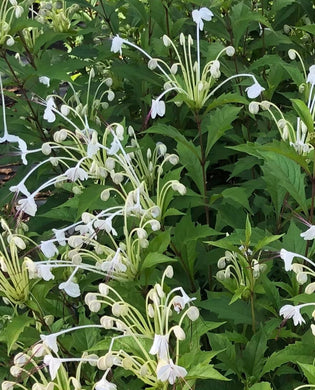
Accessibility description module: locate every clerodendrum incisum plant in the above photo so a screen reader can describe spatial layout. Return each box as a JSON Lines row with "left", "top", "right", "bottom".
{"left": 111, "top": 7, "right": 265, "bottom": 118}
{"left": 4, "top": 267, "right": 207, "bottom": 389}
{"left": 249, "top": 52, "right": 315, "bottom": 155}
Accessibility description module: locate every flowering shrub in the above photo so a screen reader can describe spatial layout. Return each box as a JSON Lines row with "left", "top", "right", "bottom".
{"left": 0, "top": 1, "right": 315, "bottom": 390}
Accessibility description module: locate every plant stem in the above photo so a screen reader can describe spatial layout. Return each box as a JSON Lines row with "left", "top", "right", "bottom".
{"left": 194, "top": 111, "right": 210, "bottom": 226}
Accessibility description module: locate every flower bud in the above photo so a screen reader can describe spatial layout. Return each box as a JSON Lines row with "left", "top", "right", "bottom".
{"left": 14, "top": 352, "right": 28, "bottom": 367}
{"left": 137, "top": 228, "right": 147, "bottom": 239}
{"left": 147, "top": 303, "right": 154, "bottom": 318}
{"left": 151, "top": 206, "right": 160, "bottom": 218}
{"left": 44, "top": 315, "right": 54, "bottom": 326}
{"left": 149, "top": 220, "right": 160, "bottom": 231}
{"left": 99, "top": 283, "right": 109, "bottom": 296}
{"left": 296, "top": 272, "right": 307, "bottom": 285}
{"left": 6, "top": 37, "right": 15, "bottom": 46}
{"left": 288, "top": 49, "right": 296, "bottom": 60}
{"left": 305, "top": 282, "right": 315, "bottom": 294}
{"left": 41, "top": 142, "right": 52, "bottom": 155}
{"left": 97, "top": 353, "right": 114, "bottom": 370}
{"left": 10, "top": 366, "right": 23, "bottom": 377}
{"left": 248, "top": 102, "right": 259, "bottom": 115}
{"left": 165, "top": 265, "right": 173, "bottom": 278}
{"left": 60, "top": 105, "right": 70, "bottom": 116}
{"left": 100, "top": 316, "right": 114, "bottom": 329}
{"left": 173, "top": 325, "right": 185, "bottom": 340}
{"left": 186, "top": 306, "right": 199, "bottom": 321}
{"left": 122, "top": 356, "right": 134, "bottom": 370}
{"left": 226, "top": 46, "right": 235, "bottom": 56}
{"left": 148, "top": 59, "right": 158, "bottom": 70}
{"left": 53, "top": 129, "right": 68, "bottom": 142}
{"left": 170, "top": 63, "right": 178, "bottom": 74}
{"left": 163, "top": 35, "right": 172, "bottom": 47}
{"left": 107, "top": 90, "right": 115, "bottom": 101}
{"left": 217, "top": 257, "right": 226, "bottom": 269}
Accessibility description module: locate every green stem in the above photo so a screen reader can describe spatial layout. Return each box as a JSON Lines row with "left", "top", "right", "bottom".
{"left": 194, "top": 111, "right": 210, "bottom": 226}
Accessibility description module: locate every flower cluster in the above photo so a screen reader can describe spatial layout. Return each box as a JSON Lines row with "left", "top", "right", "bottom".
{"left": 0, "top": 219, "right": 30, "bottom": 304}
{"left": 111, "top": 7, "right": 264, "bottom": 117}
{"left": 216, "top": 250, "right": 266, "bottom": 288}
{"left": 6, "top": 267, "right": 199, "bottom": 389}
{"left": 0, "top": 0, "right": 23, "bottom": 47}
{"left": 279, "top": 247, "right": 315, "bottom": 333}
{"left": 249, "top": 54, "right": 315, "bottom": 155}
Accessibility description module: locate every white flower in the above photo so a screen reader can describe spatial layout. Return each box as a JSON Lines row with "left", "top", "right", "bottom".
{"left": 288, "top": 49, "right": 296, "bottom": 60}
{"left": 149, "top": 334, "right": 169, "bottom": 360}
{"left": 95, "top": 375, "right": 117, "bottom": 390}
{"left": 40, "top": 334, "right": 58, "bottom": 354}
{"left": 151, "top": 99, "right": 165, "bottom": 119}
{"left": 40, "top": 240, "right": 58, "bottom": 258}
{"left": 279, "top": 248, "right": 296, "bottom": 271}
{"left": 94, "top": 217, "right": 117, "bottom": 236}
{"left": 172, "top": 289, "right": 196, "bottom": 313}
{"left": 245, "top": 81, "right": 265, "bottom": 99}
{"left": 43, "top": 97, "right": 56, "bottom": 123}
{"left": 156, "top": 358, "right": 187, "bottom": 385}
{"left": 192, "top": 7, "right": 214, "bottom": 31}
{"left": 279, "top": 304, "right": 306, "bottom": 326}
{"left": 59, "top": 280, "right": 80, "bottom": 297}
{"left": 65, "top": 166, "right": 88, "bottom": 181}
{"left": 107, "top": 137, "right": 120, "bottom": 155}
{"left": 300, "top": 225, "right": 315, "bottom": 240}
{"left": 39, "top": 76, "right": 50, "bottom": 87}
{"left": 43, "top": 355, "right": 61, "bottom": 380}
{"left": 306, "top": 65, "right": 315, "bottom": 85}
{"left": 37, "top": 264, "right": 55, "bottom": 281}
{"left": 100, "top": 248, "right": 127, "bottom": 273}
{"left": 111, "top": 35, "right": 124, "bottom": 56}
{"left": 52, "top": 228, "right": 67, "bottom": 246}
{"left": 16, "top": 196, "right": 37, "bottom": 216}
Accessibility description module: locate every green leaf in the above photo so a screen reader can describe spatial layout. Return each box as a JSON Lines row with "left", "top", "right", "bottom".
{"left": 291, "top": 99, "right": 314, "bottom": 133}
{"left": 0, "top": 313, "right": 34, "bottom": 353}
{"left": 253, "top": 234, "right": 283, "bottom": 253}
{"left": 200, "top": 292, "right": 252, "bottom": 325}
{"left": 261, "top": 340, "right": 315, "bottom": 376}
{"left": 261, "top": 152, "right": 308, "bottom": 215}
{"left": 141, "top": 253, "right": 175, "bottom": 270}
{"left": 297, "top": 362, "right": 315, "bottom": 384}
{"left": 221, "top": 187, "right": 253, "bottom": 214}
{"left": 243, "top": 328, "right": 268, "bottom": 380}
{"left": 249, "top": 383, "right": 273, "bottom": 390}
{"left": 202, "top": 106, "right": 242, "bottom": 156}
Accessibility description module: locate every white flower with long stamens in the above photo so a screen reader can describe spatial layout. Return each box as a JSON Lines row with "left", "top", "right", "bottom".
{"left": 37, "top": 264, "right": 55, "bottom": 281}
{"left": 172, "top": 288, "right": 196, "bottom": 313}
{"left": 307, "top": 65, "right": 315, "bottom": 85}
{"left": 9, "top": 182, "right": 30, "bottom": 197}
{"left": 192, "top": 7, "right": 214, "bottom": 31}
{"left": 111, "top": 35, "right": 124, "bottom": 55}
{"left": 245, "top": 81, "right": 265, "bottom": 99}
{"left": 52, "top": 228, "right": 67, "bottom": 246}
{"left": 39, "top": 76, "right": 50, "bottom": 87}
{"left": 151, "top": 99, "right": 165, "bottom": 119}
{"left": 43, "top": 97, "right": 56, "bottom": 123}
{"left": 40, "top": 240, "right": 58, "bottom": 258}
{"left": 95, "top": 374, "right": 117, "bottom": 390}
{"left": 300, "top": 225, "right": 315, "bottom": 240}
{"left": 279, "top": 248, "right": 315, "bottom": 271}
{"left": 157, "top": 358, "right": 187, "bottom": 385}
{"left": 59, "top": 267, "right": 80, "bottom": 297}
{"left": 40, "top": 334, "right": 58, "bottom": 354}
{"left": 65, "top": 166, "right": 88, "bottom": 181}
{"left": 16, "top": 196, "right": 37, "bottom": 216}
{"left": 279, "top": 303, "right": 315, "bottom": 326}
{"left": 43, "top": 355, "right": 62, "bottom": 380}
{"left": 149, "top": 334, "right": 169, "bottom": 360}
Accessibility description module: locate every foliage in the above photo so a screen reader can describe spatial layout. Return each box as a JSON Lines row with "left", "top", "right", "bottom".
{"left": 0, "top": 0, "right": 315, "bottom": 389}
